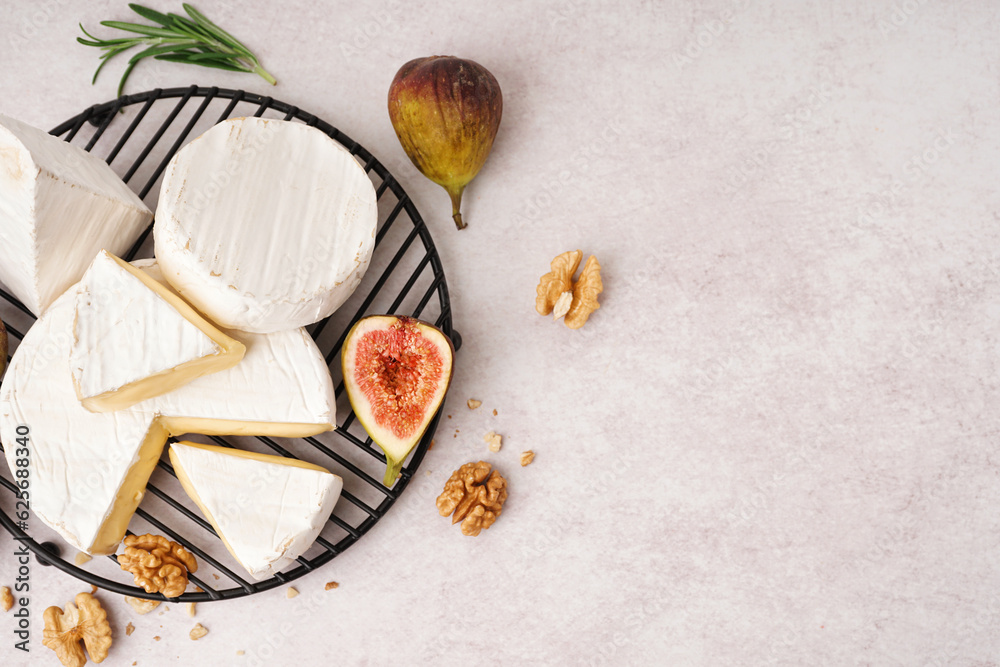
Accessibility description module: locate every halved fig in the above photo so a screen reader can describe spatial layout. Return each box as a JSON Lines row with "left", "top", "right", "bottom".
{"left": 342, "top": 315, "right": 454, "bottom": 485}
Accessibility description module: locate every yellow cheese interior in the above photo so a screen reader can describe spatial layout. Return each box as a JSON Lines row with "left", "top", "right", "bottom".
{"left": 87, "top": 420, "right": 170, "bottom": 555}
{"left": 160, "top": 416, "right": 333, "bottom": 439}
{"left": 80, "top": 253, "right": 246, "bottom": 412}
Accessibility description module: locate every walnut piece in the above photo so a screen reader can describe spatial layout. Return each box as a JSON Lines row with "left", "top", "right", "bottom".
{"left": 551, "top": 290, "right": 573, "bottom": 320}
{"left": 42, "top": 592, "right": 112, "bottom": 667}
{"left": 565, "top": 255, "right": 603, "bottom": 329}
{"left": 1, "top": 586, "right": 12, "bottom": 612}
{"left": 125, "top": 622, "right": 135, "bottom": 637}
{"left": 325, "top": 581, "right": 339, "bottom": 591}
{"left": 117, "top": 534, "right": 197, "bottom": 598}
{"left": 535, "top": 250, "right": 582, "bottom": 315}
{"left": 536, "top": 251, "right": 603, "bottom": 328}
{"left": 436, "top": 461, "right": 508, "bottom": 536}
{"left": 467, "top": 398, "right": 482, "bottom": 409}
{"left": 520, "top": 450, "right": 535, "bottom": 467}
{"left": 484, "top": 431, "right": 502, "bottom": 453}
{"left": 124, "top": 595, "right": 160, "bottom": 615}
{"left": 189, "top": 623, "right": 208, "bottom": 640}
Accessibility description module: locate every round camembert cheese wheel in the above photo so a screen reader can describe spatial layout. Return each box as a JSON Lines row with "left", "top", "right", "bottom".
{"left": 154, "top": 117, "right": 378, "bottom": 333}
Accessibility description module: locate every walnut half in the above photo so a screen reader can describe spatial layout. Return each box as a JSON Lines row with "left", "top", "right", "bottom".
{"left": 436, "top": 461, "right": 508, "bottom": 536}
{"left": 117, "top": 534, "right": 197, "bottom": 599}
{"left": 535, "top": 250, "right": 603, "bottom": 328}
{"left": 42, "top": 593, "right": 112, "bottom": 667}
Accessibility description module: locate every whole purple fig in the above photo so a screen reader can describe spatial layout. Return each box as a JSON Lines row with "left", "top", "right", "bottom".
{"left": 388, "top": 56, "right": 502, "bottom": 230}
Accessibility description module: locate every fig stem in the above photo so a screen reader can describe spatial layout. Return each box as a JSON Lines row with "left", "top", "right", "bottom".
{"left": 383, "top": 458, "right": 404, "bottom": 486}
{"left": 448, "top": 186, "right": 467, "bottom": 230}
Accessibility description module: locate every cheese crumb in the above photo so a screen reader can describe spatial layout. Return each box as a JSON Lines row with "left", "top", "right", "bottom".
{"left": 237, "top": 650, "right": 245, "bottom": 656}
{"left": 286, "top": 587, "right": 299, "bottom": 599}
{"left": 189, "top": 624, "right": 208, "bottom": 640}
{"left": 74, "top": 552, "right": 92, "bottom": 566}
{"left": 187, "top": 602, "right": 196, "bottom": 617}
{"left": 484, "top": 431, "right": 502, "bottom": 453}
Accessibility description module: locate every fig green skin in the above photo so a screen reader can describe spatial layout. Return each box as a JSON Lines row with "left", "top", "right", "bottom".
{"left": 388, "top": 56, "right": 503, "bottom": 230}
{"left": 341, "top": 315, "right": 455, "bottom": 486}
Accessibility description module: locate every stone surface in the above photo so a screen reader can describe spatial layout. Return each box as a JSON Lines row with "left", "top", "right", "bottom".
{"left": 1, "top": 1, "right": 999, "bottom": 664}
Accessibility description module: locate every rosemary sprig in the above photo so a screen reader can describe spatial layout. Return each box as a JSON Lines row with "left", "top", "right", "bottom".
{"left": 78, "top": 3, "right": 276, "bottom": 97}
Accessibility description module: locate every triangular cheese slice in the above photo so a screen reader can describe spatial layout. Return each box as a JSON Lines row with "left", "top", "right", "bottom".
{"left": 0, "top": 115, "right": 152, "bottom": 316}
{"left": 70, "top": 250, "right": 245, "bottom": 412}
{"left": 169, "top": 441, "right": 342, "bottom": 580}
{"left": 0, "top": 260, "right": 336, "bottom": 555}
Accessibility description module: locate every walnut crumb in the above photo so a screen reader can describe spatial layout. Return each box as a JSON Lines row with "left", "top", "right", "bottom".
{"left": 154, "top": 636, "right": 161, "bottom": 641}
{"left": 467, "top": 398, "right": 482, "bottom": 409}
{"left": 189, "top": 624, "right": 208, "bottom": 640}
{"left": 324, "top": 581, "right": 339, "bottom": 591}
{"left": 74, "top": 552, "right": 92, "bottom": 566}
{"left": 212, "top": 574, "right": 220, "bottom": 580}
{"left": 428, "top": 439, "right": 435, "bottom": 450}
{"left": 125, "top": 622, "right": 135, "bottom": 636}
{"left": 484, "top": 431, "right": 502, "bottom": 453}
{"left": 124, "top": 596, "right": 160, "bottom": 615}
{"left": 1, "top": 586, "right": 12, "bottom": 612}
{"left": 286, "top": 587, "right": 298, "bottom": 599}
{"left": 186, "top": 602, "right": 196, "bottom": 617}
{"left": 520, "top": 450, "right": 535, "bottom": 466}
{"left": 492, "top": 409, "right": 498, "bottom": 416}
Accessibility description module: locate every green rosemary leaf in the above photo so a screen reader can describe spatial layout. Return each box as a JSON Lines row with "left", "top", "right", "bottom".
{"left": 154, "top": 53, "right": 247, "bottom": 73}
{"left": 126, "top": 42, "right": 198, "bottom": 64}
{"left": 126, "top": 4, "right": 173, "bottom": 27}
{"left": 182, "top": 4, "right": 254, "bottom": 60}
{"left": 79, "top": 4, "right": 276, "bottom": 95}
{"left": 99, "top": 21, "right": 180, "bottom": 38}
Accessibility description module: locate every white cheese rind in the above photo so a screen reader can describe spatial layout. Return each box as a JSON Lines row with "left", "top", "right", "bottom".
{"left": 154, "top": 116, "right": 377, "bottom": 333}
{"left": 133, "top": 261, "right": 336, "bottom": 431}
{"left": 0, "top": 260, "right": 336, "bottom": 554}
{"left": 0, "top": 287, "right": 160, "bottom": 554}
{"left": 0, "top": 115, "right": 152, "bottom": 315}
{"left": 169, "top": 442, "right": 342, "bottom": 580}
{"left": 70, "top": 250, "right": 229, "bottom": 410}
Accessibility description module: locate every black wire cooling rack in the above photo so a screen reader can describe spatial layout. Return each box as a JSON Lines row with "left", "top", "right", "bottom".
{"left": 0, "top": 86, "right": 458, "bottom": 601}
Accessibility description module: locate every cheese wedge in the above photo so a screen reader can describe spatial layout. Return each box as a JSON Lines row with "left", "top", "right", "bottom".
{"left": 0, "top": 115, "right": 152, "bottom": 315}
{"left": 169, "top": 441, "right": 342, "bottom": 580}
{"left": 154, "top": 117, "right": 377, "bottom": 333}
{"left": 71, "top": 250, "right": 245, "bottom": 412}
{"left": 0, "top": 260, "right": 336, "bottom": 555}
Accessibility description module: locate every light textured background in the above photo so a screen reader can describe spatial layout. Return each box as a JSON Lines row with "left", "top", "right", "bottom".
{"left": 2, "top": 0, "right": 1000, "bottom": 665}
